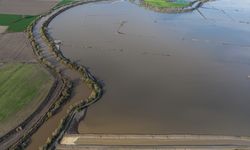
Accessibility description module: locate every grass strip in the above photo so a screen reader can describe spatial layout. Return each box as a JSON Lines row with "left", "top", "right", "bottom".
{"left": 144, "top": 0, "right": 190, "bottom": 8}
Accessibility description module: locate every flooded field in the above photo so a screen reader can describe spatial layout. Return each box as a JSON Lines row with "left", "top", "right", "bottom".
{"left": 49, "top": 0, "right": 250, "bottom": 136}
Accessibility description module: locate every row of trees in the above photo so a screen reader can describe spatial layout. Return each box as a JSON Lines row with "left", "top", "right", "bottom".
{"left": 12, "top": 13, "right": 74, "bottom": 150}
{"left": 34, "top": 1, "right": 103, "bottom": 149}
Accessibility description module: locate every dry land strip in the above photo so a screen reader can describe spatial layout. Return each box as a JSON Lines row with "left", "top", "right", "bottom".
{"left": 0, "top": 33, "right": 36, "bottom": 62}
{"left": 58, "top": 134, "right": 250, "bottom": 149}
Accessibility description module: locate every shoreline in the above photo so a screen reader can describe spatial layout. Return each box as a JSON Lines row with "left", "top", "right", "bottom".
{"left": 26, "top": 0, "right": 103, "bottom": 149}
{"left": 58, "top": 134, "right": 250, "bottom": 149}
{"left": 1, "top": 0, "right": 249, "bottom": 149}
{"left": 134, "top": 0, "right": 213, "bottom": 13}
{"left": 44, "top": 0, "right": 250, "bottom": 148}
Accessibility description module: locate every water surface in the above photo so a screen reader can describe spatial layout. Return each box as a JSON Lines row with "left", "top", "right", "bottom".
{"left": 49, "top": 0, "right": 250, "bottom": 136}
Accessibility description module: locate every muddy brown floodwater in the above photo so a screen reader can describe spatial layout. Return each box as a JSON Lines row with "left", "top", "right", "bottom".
{"left": 49, "top": 0, "right": 250, "bottom": 136}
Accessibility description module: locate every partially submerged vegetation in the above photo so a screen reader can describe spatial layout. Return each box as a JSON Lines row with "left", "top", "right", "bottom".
{"left": 144, "top": 0, "right": 190, "bottom": 8}
{"left": 0, "top": 63, "right": 53, "bottom": 121}
{"left": 38, "top": 4, "right": 103, "bottom": 148}
{"left": 0, "top": 14, "right": 37, "bottom": 32}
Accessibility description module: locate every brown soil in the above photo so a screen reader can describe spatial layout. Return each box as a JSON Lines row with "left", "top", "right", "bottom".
{"left": 0, "top": 32, "right": 36, "bottom": 63}
{"left": 0, "top": 0, "right": 59, "bottom": 15}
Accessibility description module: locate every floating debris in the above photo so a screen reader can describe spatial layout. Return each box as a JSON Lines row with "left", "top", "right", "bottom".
{"left": 191, "top": 38, "right": 199, "bottom": 42}
{"left": 54, "top": 39, "right": 62, "bottom": 44}
{"left": 55, "top": 44, "right": 60, "bottom": 50}
{"left": 239, "top": 21, "right": 250, "bottom": 24}
{"left": 117, "top": 20, "right": 127, "bottom": 35}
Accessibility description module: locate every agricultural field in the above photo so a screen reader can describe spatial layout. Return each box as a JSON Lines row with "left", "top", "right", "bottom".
{"left": 0, "top": 0, "right": 63, "bottom": 138}
{"left": 0, "top": 32, "right": 36, "bottom": 62}
{"left": 0, "top": 0, "right": 60, "bottom": 33}
{"left": 0, "top": 63, "right": 53, "bottom": 135}
{"left": 0, "top": 0, "right": 59, "bottom": 15}
{"left": 144, "top": 0, "right": 190, "bottom": 8}
{"left": 0, "top": 14, "right": 36, "bottom": 32}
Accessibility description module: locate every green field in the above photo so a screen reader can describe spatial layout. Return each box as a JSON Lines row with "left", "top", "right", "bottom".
{"left": 144, "top": 0, "right": 190, "bottom": 8}
{"left": 0, "top": 14, "right": 37, "bottom": 32}
{"left": 0, "top": 63, "right": 53, "bottom": 121}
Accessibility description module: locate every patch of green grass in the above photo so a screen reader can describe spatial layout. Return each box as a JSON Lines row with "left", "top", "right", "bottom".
{"left": 144, "top": 0, "right": 190, "bottom": 8}
{"left": 0, "top": 63, "right": 53, "bottom": 121}
{"left": 54, "top": 0, "right": 78, "bottom": 8}
{"left": 0, "top": 14, "right": 37, "bottom": 32}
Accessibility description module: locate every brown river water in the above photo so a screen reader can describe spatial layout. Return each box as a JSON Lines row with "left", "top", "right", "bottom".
{"left": 49, "top": 0, "right": 250, "bottom": 136}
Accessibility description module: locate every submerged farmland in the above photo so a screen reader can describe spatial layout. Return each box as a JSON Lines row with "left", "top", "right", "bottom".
{"left": 49, "top": 0, "right": 250, "bottom": 136}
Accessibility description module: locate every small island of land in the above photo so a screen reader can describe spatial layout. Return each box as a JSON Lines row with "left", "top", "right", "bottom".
{"left": 144, "top": 0, "right": 190, "bottom": 9}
